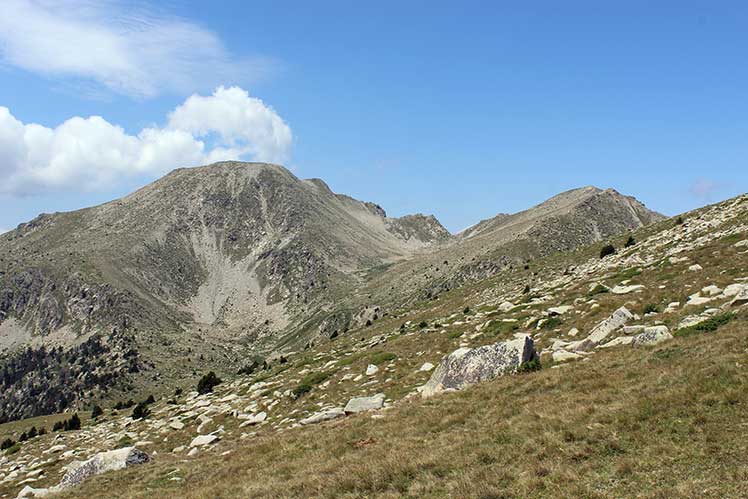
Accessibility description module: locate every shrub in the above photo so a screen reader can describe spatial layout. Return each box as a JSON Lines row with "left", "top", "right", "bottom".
{"left": 463, "top": 307, "right": 471, "bottom": 314}
{"left": 174, "top": 387, "right": 183, "bottom": 396}
{"left": 293, "top": 371, "right": 332, "bottom": 398}
{"left": 0, "top": 438, "right": 15, "bottom": 450}
{"left": 63, "top": 414, "right": 81, "bottom": 431}
{"left": 292, "top": 384, "right": 312, "bottom": 398}
{"left": 675, "top": 313, "right": 734, "bottom": 337}
{"left": 418, "top": 321, "right": 428, "bottom": 329}
{"left": 625, "top": 235, "right": 636, "bottom": 247}
{"left": 197, "top": 371, "right": 222, "bottom": 394}
{"left": 643, "top": 303, "right": 659, "bottom": 315}
{"left": 52, "top": 421, "right": 64, "bottom": 432}
{"left": 518, "top": 359, "right": 542, "bottom": 373}
{"left": 144, "top": 395, "right": 155, "bottom": 404}
{"left": 38, "top": 427, "right": 46, "bottom": 436}
{"left": 114, "top": 400, "right": 135, "bottom": 410}
{"left": 370, "top": 352, "right": 397, "bottom": 364}
{"left": 27, "top": 427, "right": 37, "bottom": 439}
{"left": 522, "top": 285, "right": 531, "bottom": 294}
{"left": 541, "top": 316, "right": 562, "bottom": 330}
{"left": 675, "top": 216, "right": 684, "bottom": 225}
{"left": 132, "top": 402, "right": 150, "bottom": 420}
{"left": 19, "top": 431, "right": 28, "bottom": 442}
{"left": 600, "top": 244, "right": 616, "bottom": 259}
{"left": 91, "top": 405, "right": 103, "bottom": 419}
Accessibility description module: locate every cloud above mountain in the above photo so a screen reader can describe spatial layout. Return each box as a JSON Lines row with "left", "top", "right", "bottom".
{"left": 0, "top": 0, "right": 271, "bottom": 98}
{"left": 0, "top": 86, "right": 292, "bottom": 195}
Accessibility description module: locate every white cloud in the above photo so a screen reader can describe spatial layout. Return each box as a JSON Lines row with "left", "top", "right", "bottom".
{"left": 0, "top": 0, "right": 271, "bottom": 98}
{"left": 0, "top": 86, "right": 292, "bottom": 195}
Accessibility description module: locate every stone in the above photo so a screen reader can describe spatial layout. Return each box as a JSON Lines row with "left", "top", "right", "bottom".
{"left": 701, "top": 285, "right": 722, "bottom": 296}
{"left": 58, "top": 447, "right": 149, "bottom": 489}
{"left": 241, "top": 412, "right": 267, "bottom": 426}
{"left": 168, "top": 421, "right": 184, "bottom": 430}
{"left": 187, "top": 447, "right": 199, "bottom": 457}
{"left": 687, "top": 294, "right": 712, "bottom": 306}
{"left": 632, "top": 326, "right": 672, "bottom": 346}
{"left": 567, "top": 327, "right": 579, "bottom": 337}
{"left": 344, "top": 393, "right": 385, "bottom": 414}
{"left": 572, "top": 306, "right": 634, "bottom": 351}
{"left": 552, "top": 350, "right": 582, "bottom": 363}
{"left": 598, "top": 336, "right": 635, "bottom": 348}
{"left": 622, "top": 325, "right": 645, "bottom": 335}
{"left": 689, "top": 264, "right": 703, "bottom": 271}
{"left": 498, "top": 301, "right": 515, "bottom": 312}
{"left": 16, "top": 486, "right": 51, "bottom": 498}
{"left": 547, "top": 306, "right": 573, "bottom": 316}
{"left": 365, "top": 364, "right": 379, "bottom": 376}
{"left": 724, "top": 283, "right": 748, "bottom": 297}
{"left": 610, "top": 284, "right": 645, "bottom": 295}
{"left": 421, "top": 336, "right": 538, "bottom": 397}
{"left": 189, "top": 434, "right": 219, "bottom": 448}
{"left": 731, "top": 286, "right": 748, "bottom": 307}
{"left": 419, "top": 362, "right": 435, "bottom": 372}
{"left": 300, "top": 408, "right": 346, "bottom": 425}
{"left": 734, "top": 240, "right": 748, "bottom": 248}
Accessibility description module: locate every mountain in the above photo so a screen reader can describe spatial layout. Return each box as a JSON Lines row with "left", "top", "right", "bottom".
{"left": 0, "top": 162, "right": 661, "bottom": 422}
{"left": 1, "top": 189, "right": 746, "bottom": 499}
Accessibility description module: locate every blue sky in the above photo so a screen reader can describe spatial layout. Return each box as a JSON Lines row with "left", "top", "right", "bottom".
{"left": 0, "top": 1, "right": 746, "bottom": 233}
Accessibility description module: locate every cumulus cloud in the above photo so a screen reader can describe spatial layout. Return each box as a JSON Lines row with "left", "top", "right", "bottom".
{"left": 0, "top": 0, "right": 271, "bottom": 98}
{"left": 0, "top": 86, "right": 292, "bottom": 195}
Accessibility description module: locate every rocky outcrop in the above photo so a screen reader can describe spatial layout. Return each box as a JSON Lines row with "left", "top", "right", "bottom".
{"left": 571, "top": 306, "right": 634, "bottom": 351}
{"left": 58, "top": 447, "right": 149, "bottom": 489}
{"left": 421, "top": 336, "right": 538, "bottom": 397}
{"left": 632, "top": 326, "right": 673, "bottom": 346}
{"left": 344, "top": 393, "right": 385, "bottom": 414}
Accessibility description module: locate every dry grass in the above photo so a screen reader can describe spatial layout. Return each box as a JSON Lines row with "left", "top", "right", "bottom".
{"left": 51, "top": 311, "right": 748, "bottom": 499}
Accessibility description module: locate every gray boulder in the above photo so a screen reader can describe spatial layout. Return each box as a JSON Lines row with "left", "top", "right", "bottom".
{"left": 58, "top": 447, "right": 149, "bottom": 489}
{"left": 300, "top": 408, "right": 345, "bottom": 425}
{"left": 421, "top": 336, "right": 537, "bottom": 397}
{"left": 344, "top": 393, "right": 385, "bottom": 414}
{"left": 632, "top": 326, "right": 673, "bottom": 346}
{"left": 572, "top": 306, "right": 634, "bottom": 351}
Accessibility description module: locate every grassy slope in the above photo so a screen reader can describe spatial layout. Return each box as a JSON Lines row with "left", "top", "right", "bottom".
{"left": 2, "top": 195, "right": 747, "bottom": 498}
{"left": 55, "top": 313, "right": 748, "bottom": 499}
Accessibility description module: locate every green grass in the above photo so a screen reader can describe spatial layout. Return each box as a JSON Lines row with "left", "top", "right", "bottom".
{"left": 369, "top": 352, "right": 397, "bottom": 365}
{"left": 675, "top": 312, "right": 735, "bottom": 337}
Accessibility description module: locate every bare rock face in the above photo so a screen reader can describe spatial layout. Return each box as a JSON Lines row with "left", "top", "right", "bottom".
{"left": 421, "top": 336, "right": 538, "bottom": 397}
{"left": 58, "top": 447, "right": 149, "bottom": 489}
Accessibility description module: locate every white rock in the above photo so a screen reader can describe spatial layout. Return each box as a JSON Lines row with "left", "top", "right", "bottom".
{"left": 419, "top": 362, "right": 435, "bottom": 372}
{"left": 498, "top": 301, "right": 515, "bottom": 312}
{"left": 344, "top": 393, "right": 385, "bottom": 414}
{"left": 547, "top": 306, "right": 573, "bottom": 316}
{"left": 632, "top": 326, "right": 673, "bottom": 346}
{"left": 189, "top": 434, "right": 219, "bottom": 448}
{"left": 689, "top": 264, "right": 703, "bottom": 271}
{"left": 734, "top": 240, "right": 748, "bottom": 248}
{"left": 598, "top": 336, "right": 635, "bottom": 348}
{"left": 187, "top": 447, "right": 199, "bottom": 457}
{"left": 299, "top": 408, "right": 346, "bottom": 425}
{"left": 15, "top": 486, "right": 51, "bottom": 498}
{"left": 610, "top": 284, "right": 645, "bottom": 295}
{"left": 58, "top": 447, "right": 149, "bottom": 489}
{"left": 571, "top": 306, "right": 634, "bottom": 351}
{"left": 567, "top": 328, "right": 579, "bottom": 337}
{"left": 701, "top": 285, "right": 722, "bottom": 296}
{"left": 365, "top": 364, "right": 379, "bottom": 376}
{"left": 168, "top": 421, "right": 185, "bottom": 430}
{"left": 552, "top": 350, "right": 582, "bottom": 363}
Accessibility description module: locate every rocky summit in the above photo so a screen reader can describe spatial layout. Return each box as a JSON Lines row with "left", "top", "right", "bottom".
{"left": 0, "top": 163, "right": 746, "bottom": 499}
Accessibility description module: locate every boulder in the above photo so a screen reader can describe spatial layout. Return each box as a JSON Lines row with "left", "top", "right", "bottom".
{"left": 598, "top": 336, "right": 634, "bottom": 348}
{"left": 300, "top": 408, "right": 345, "bottom": 425}
{"left": 58, "top": 447, "right": 149, "bottom": 489}
{"left": 498, "top": 301, "right": 515, "bottom": 312}
{"left": 168, "top": 421, "right": 184, "bottom": 430}
{"left": 689, "top": 264, "right": 703, "bottom": 271}
{"left": 421, "top": 336, "right": 537, "bottom": 397}
{"left": 572, "top": 306, "right": 634, "bottom": 351}
{"left": 734, "top": 240, "right": 748, "bottom": 248}
{"left": 419, "top": 362, "right": 435, "bottom": 372}
{"left": 189, "top": 434, "right": 219, "bottom": 447}
{"left": 701, "top": 285, "right": 722, "bottom": 296}
{"left": 610, "top": 284, "right": 645, "bottom": 295}
{"left": 16, "top": 486, "right": 51, "bottom": 498}
{"left": 344, "top": 393, "right": 385, "bottom": 414}
{"left": 365, "top": 364, "right": 379, "bottom": 376}
{"left": 731, "top": 287, "right": 748, "bottom": 307}
{"left": 547, "top": 306, "right": 573, "bottom": 316}
{"left": 552, "top": 350, "right": 582, "bottom": 363}
{"left": 632, "top": 326, "right": 673, "bottom": 346}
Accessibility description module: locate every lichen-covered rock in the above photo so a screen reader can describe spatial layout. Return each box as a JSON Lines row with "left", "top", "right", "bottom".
{"left": 632, "top": 326, "right": 672, "bottom": 346}
{"left": 58, "top": 447, "right": 149, "bottom": 489}
{"left": 572, "top": 306, "right": 634, "bottom": 351}
{"left": 421, "top": 336, "right": 537, "bottom": 397}
{"left": 300, "top": 408, "right": 345, "bottom": 425}
{"left": 344, "top": 393, "right": 385, "bottom": 414}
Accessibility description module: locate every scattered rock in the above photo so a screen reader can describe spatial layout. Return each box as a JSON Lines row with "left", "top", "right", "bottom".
{"left": 731, "top": 287, "right": 748, "bottom": 307}
{"left": 344, "top": 393, "right": 385, "bottom": 414}
{"left": 552, "top": 350, "right": 582, "bottom": 363}
{"left": 734, "top": 240, "right": 748, "bottom": 248}
{"left": 168, "top": 421, "right": 184, "bottom": 430}
{"left": 421, "top": 336, "right": 538, "bottom": 397}
{"left": 598, "top": 336, "right": 634, "bottom": 348}
{"left": 498, "top": 301, "right": 515, "bottom": 312}
{"left": 689, "top": 264, "right": 703, "bottom": 271}
{"left": 572, "top": 306, "right": 634, "bottom": 351}
{"left": 365, "top": 364, "right": 379, "bottom": 376}
{"left": 547, "top": 306, "right": 573, "bottom": 316}
{"left": 419, "top": 362, "right": 434, "bottom": 372}
{"left": 610, "top": 284, "right": 645, "bottom": 295}
{"left": 632, "top": 326, "right": 673, "bottom": 346}
{"left": 16, "top": 486, "right": 51, "bottom": 498}
{"left": 300, "top": 408, "right": 346, "bottom": 425}
{"left": 189, "top": 434, "right": 219, "bottom": 448}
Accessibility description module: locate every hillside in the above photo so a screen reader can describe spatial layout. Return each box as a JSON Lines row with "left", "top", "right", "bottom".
{"left": 0, "top": 163, "right": 661, "bottom": 422}
{"left": 0, "top": 190, "right": 745, "bottom": 499}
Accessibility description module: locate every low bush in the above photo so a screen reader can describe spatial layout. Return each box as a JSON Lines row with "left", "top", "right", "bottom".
{"left": 197, "top": 371, "right": 222, "bottom": 394}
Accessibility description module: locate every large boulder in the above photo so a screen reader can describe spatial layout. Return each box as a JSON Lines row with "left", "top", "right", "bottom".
{"left": 58, "top": 447, "right": 149, "bottom": 489}
{"left": 421, "top": 336, "right": 537, "bottom": 397}
{"left": 572, "top": 306, "right": 634, "bottom": 351}
{"left": 190, "top": 434, "right": 219, "bottom": 447}
{"left": 632, "top": 326, "right": 673, "bottom": 346}
{"left": 731, "top": 286, "right": 748, "bottom": 307}
{"left": 300, "top": 408, "right": 345, "bottom": 425}
{"left": 344, "top": 393, "right": 385, "bottom": 414}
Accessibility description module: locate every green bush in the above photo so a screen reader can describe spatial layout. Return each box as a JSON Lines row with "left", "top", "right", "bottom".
{"left": 600, "top": 244, "right": 616, "bottom": 259}
{"left": 518, "top": 359, "right": 542, "bottom": 373}
{"left": 418, "top": 321, "right": 428, "bottom": 329}
{"left": 675, "top": 313, "right": 734, "bottom": 337}
{"left": 63, "top": 414, "right": 81, "bottom": 431}
{"left": 643, "top": 303, "right": 659, "bottom": 315}
{"left": 0, "top": 438, "right": 15, "bottom": 450}
{"left": 5, "top": 443, "right": 20, "bottom": 455}
{"left": 370, "top": 352, "right": 397, "bottom": 364}
{"left": 197, "top": 371, "right": 222, "bottom": 394}
{"left": 541, "top": 316, "right": 562, "bottom": 330}
{"left": 292, "top": 384, "right": 312, "bottom": 398}
{"left": 91, "top": 405, "right": 103, "bottom": 419}
{"left": 132, "top": 402, "right": 150, "bottom": 420}
{"left": 625, "top": 235, "right": 636, "bottom": 247}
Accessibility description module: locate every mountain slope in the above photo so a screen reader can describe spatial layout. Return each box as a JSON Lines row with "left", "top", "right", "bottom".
{"left": 0, "top": 163, "right": 662, "bottom": 422}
